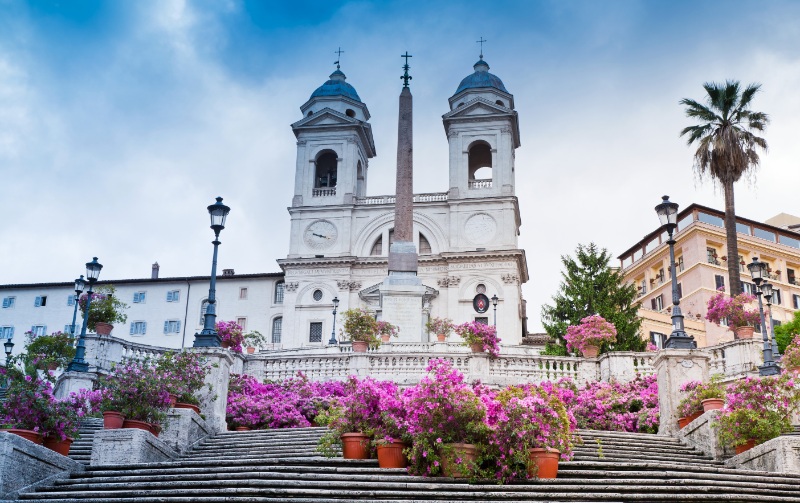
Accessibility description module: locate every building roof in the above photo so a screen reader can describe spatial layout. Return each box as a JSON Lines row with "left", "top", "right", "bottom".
{"left": 0, "top": 272, "right": 284, "bottom": 290}
{"left": 310, "top": 69, "right": 362, "bottom": 102}
{"left": 454, "top": 59, "right": 508, "bottom": 95}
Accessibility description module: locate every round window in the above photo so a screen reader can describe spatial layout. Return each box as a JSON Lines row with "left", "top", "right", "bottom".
{"left": 476, "top": 284, "right": 486, "bottom": 294}
{"left": 313, "top": 289, "right": 323, "bottom": 301}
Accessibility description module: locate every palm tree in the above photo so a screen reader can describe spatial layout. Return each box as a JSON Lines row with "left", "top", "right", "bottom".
{"left": 680, "top": 81, "right": 769, "bottom": 296}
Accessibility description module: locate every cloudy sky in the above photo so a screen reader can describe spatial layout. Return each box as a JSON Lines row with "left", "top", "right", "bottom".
{"left": 2, "top": 0, "right": 799, "bottom": 331}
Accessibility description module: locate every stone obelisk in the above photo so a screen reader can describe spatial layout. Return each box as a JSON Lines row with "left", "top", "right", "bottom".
{"left": 381, "top": 52, "right": 426, "bottom": 342}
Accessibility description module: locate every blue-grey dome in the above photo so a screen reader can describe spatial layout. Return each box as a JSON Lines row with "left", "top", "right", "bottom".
{"left": 310, "top": 69, "right": 362, "bottom": 102}
{"left": 454, "top": 60, "right": 508, "bottom": 95}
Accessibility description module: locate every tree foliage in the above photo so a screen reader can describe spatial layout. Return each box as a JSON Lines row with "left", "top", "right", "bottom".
{"left": 775, "top": 311, "right": 800, "bottom": 354}
{"left": 541, "top": 243, "right": 643, "bottom": 355}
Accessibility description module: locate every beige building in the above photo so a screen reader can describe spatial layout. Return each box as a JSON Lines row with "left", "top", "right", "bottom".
{"left": 619, "top": 204, "right": 800, "bottom": 347}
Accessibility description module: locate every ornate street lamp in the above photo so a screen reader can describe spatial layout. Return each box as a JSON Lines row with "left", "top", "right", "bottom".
{"left": 329, "top": 296, "right": 340, "bottom": 345}
{"left": 194, "top": 197, "right": 231, "bottom": 347}
{"left": 69, "top": 275, "right": 86, "bottom": 338}
{"left": 747, "top": 257, "right": 779, "bottom": 376}
{"left": 760, "top": 280, "right": 782, "bottom": 361}
{"left": 655, "top": 196, "right": 695, "bottom": 349}
{"left": 2, "top": 337, "right": 13, "bottom": 389}
{"left": 68, "top": 257, "right": 102, "bottom": 372}
{"left": 491, "top": 294, "right": 499, "bottom": 327}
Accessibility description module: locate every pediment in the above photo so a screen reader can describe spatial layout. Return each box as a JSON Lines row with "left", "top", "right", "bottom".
{"left": 291, "top": 108, "right": 359, "bottom": 129}
{"left": 359, "top": 282, "right": 439, "bottom": 306}
{"left": 442, "top": 98, "right": 510, "bottom": 120}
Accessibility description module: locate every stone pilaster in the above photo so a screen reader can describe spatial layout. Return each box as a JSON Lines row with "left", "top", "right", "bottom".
{"left": 189, "top": 348, "right": 238, "bottom": 434}
{"left": 53, "top": 371, "right": 97, "bottom": 400}
{"left": 653, "top": 349, "right": 710, "bottom": 436}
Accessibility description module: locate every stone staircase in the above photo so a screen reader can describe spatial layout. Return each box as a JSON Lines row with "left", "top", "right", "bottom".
{"left": 18, "top": 427, "right": 800, "bottom": 502}
{"left": 66, "top": 418, "right": 104, "bottom": 465}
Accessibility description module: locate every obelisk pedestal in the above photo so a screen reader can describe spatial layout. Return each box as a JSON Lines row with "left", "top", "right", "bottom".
{"left": 380, "top": 61, "right": 425, "bottom": 342}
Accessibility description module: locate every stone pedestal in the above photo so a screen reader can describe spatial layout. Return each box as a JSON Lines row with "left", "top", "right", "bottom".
{"left": 160, "top": 408, "right": 211, "bottom": 455}
{"left": 726, "top": 436, "right": 800, "bottom": 474}
{"left": 53, "top": 371, "right": 97, "bottom": 400}
{"left": 677, "top": 410, "right": 733, "bottom": 460}
{"left": 0, "top": 431, "right": 84, "bottom": 499}
{"left": 380, "top": 274, "right": 425, "bottom": 343}
{"left": 653, "top": 349, "right": 710, "bottom": 436}
{"left": 189, "top": 348, "right": 235, "bottom": 433}
{"left": 468, "top": 352, "right": 490, "bottom": 383}
{"left": 348, "top": 353, "right": 370, "bottom": 377}
{"left": 90, "top": 429, "right": 177, "bottom": 466}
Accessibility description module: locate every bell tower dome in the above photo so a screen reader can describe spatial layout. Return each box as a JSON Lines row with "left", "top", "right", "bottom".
{"left": 290, "top": 65, "right": 376, "bottom": 207}
{"left": 442, "top": 57, "right": 520, "bottom": 199}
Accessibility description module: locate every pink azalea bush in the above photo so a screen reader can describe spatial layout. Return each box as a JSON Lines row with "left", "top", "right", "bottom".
{"left": 782, "top": 335, "right": 800, "bottom": 369}
{"left": 376, "top": 320, "right": 399, "bottom": 340}
{"left": 99, "top": 360, "right": 172, "bottom": 423}
{"left": 454, "top": 321, "right": 501, "bottom": 357}
{"left": 676, "top": 376, "right": 725, "bottom": 419}
{"left": 705, "top": 288, "right": 760, "bottom": 330}
{"left": 216, "top": 320, "right": 245, "bottom": 352}
{"left": 564, "top": 375, "right": 659, "bottom": 433}
{"left": 155, "top": 351, "right": 211, "bottom": 405}
{"left": 426, "top": 317, "right": 454, "bottom": 337}
{"left": 564, "top": 315, "right": 617, "bottom": 355}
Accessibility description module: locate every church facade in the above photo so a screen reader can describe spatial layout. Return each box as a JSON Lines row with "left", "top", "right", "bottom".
{"left": 278, "top": 58, "right": 529, "bottom": 347}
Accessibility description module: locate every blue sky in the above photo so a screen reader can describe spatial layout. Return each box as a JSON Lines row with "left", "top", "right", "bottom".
{"left": 2, "top": 0, "right": 799, "bottom": 331}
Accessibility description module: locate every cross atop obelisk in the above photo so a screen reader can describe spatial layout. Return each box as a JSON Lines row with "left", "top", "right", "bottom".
{"left": 388, "top": 52, "right": 417, "bottom": 274}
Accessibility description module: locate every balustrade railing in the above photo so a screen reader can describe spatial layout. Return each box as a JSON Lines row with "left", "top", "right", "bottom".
{"left": 468, "top": 179, "right": 492, "bottom": 189}
{"left": 354, "top": 192, "right": 448, "bottom": 205}
{"left": 312, "top": 187, "right": 336, "bottom": 197}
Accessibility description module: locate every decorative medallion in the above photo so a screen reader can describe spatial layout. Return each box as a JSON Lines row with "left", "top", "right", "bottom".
{"left": 473, "top": 293, "right": 490, "bottom": 314}
{"left": 464, "top": 213, "right": 497, "bottom": 245}
{"left": 303, "top": 220, "right": 338, "bottom": 250}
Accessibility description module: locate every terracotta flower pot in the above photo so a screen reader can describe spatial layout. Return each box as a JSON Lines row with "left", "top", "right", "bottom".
{"left": 246, "top": 347, "right": 256, "bottom": 354}
{"left": 380, "top": 334, "right": 391, "bottom": 343}
{"left": 7, "top": 429, "right": 44, "bottom": 445}
{"left": 47, "top": 362, "right": 59, "bottom": 371}
{"left": 470, "top": 343, "right": 483, "bottom": 353}
{"left": 43, "top": 436, "right": 73, "bottom": 456}
{"left": 221, "top": 340, "right": 232, "bottom": 349}
{"left": 175, "top": 402, "right": 201, "bottom": 414}
{"left": 95, "top": 322, "right": 113, "bottom": 336}
{"left": 734, "top": 326, "right": 754, "bottom": 339}
{"left": 351, "top": 341, "right": 368, "bottom": 353}
{"left": 341, "top": 432, "right": 371, "bottom": 459}
{"left": 678, "top": 416, "right": 691, "bottom": 429}
{"left": 701, "top": 398, "right": 724, "bottom": 412}
{"left": 102, "top": 411, "right": 125, "bottom": 429}
{"left": 582, "top": 346, "right": 600, "bottom": 358}
{"left": 437, "top": 334, "right": 446, "bottom": 342}
{"left": 168, "top": 394, "right": 178, "bottom": 408}
{"left": 122, "top": 419, "right": 152, "bottom": 431}
{"left": 149, "top": 423, "right": 162, "bottom": 437}
{"left": 440, "top": 443, "right": 478, "bottom": 478}
{"left": 376, "top": 442, "right": 409, "bottom": 468}
{"left": 736, "top": 439, "right": 756, "bottom": 454}
{"left": 235, "top": 426, "right": 251, "bottom": 432}
{"left": 528, "top": 447, "right": 560, "bottom": 479}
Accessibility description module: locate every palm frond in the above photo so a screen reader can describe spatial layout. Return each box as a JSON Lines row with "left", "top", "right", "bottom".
{"left": 739, "top": 83, "right": 761, "bottom": 109}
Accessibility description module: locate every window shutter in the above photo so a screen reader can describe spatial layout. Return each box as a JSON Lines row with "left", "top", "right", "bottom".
{"left": 3, "top": 298, "right": 8, "bottom": 308}
{"left": 9, "top": 327, "right": 13, "bottom": 337}
{"left": 651, "top": 298, "right": 657, "bottom": 310}
{"left": 715, "top": 275, "right": 724, "bottom": 290}
{"left": 166, "top": 292, "right": 172, "bottom": 302}
{"left": 164, "top": 321, "right": 169, "bottom": 333}
{"left": 176, "top": 321, "right": 181, "bottom": 332}
{"left": 142, "top": 322, "right": 147, "bottom": 334}
{"left": 130, "top": 324, "right": 135, "bottom": 335}
{"left": 677, "top": 283, "right": 683, "bottom": 299}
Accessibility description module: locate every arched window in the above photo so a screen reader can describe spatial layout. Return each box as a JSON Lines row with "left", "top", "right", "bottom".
{"left": 199, "top": 299, "right": 210, "bottom": 325}
{"left": 345, "top": 109, "right": 356, "bottom": 118}
{"left": 495, "top": 100, "right": 504, "bottom": 107}
{"left": 356, "top": 160, "right": 365, "bottom": 196}
{"left": 315, "top": 151, "right": 338, "bottom": 188}
{"left": 370, "top": 235, "right": 383, "bottom": 256}
{"left": 468, "top": 141, "right": 492, "bottom": 182}
{"left": 419, "top": 233, "right": 432, "bottom": 255}
{"left": 275, "top": 281, "right": 285, "bottom": 304}
{"left": 272, "top": 317, "right": 283, "bottom": 344}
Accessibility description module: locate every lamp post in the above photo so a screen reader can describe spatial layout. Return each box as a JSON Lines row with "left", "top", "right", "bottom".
{"left": 2, "top": 337, "right": 13, "bottom": 389}
{"left": 67, "top": 257, "right": 103, "bottom": 372}
{"left": 328, "top": 296, "right": 340, "bottom": 345}
{"left": 69, "top": 275, "right": 86, "bottom": 338}
{"left": 194, "top": 197, "right": 231, "bottom": 347}
{"left": 747, "top": 257, "right": 779, "bottom": 376}
{"left": 759, "top": 280, "right": 782, "bottom": 362}
{"left": 491, "top": 294, "right": 499, "bottom": 327}
{"left": 655, "top": 196, "right": 695, "bottom": 349}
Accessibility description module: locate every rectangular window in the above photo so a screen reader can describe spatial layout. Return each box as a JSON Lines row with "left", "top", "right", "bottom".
{"left": 678, "top": 256, "right": 685, "bottom": 272}
{"left": 698, "top": 212, "right": 724, "bottom": 227}
{"left": 309, "top": 322, "right": 323, "bottom": 343}
{"left": 639, "top": 279, "right": 647, "bottom": 296}
{"left": 2, "top": 297, "right": 15, "bottom": 309}
{"left": 739, "top": 255, "right": 746, "bottom": 273}
{"left": 133, "top": 292, "right": 146, "bottom": 303}
{"left": 779, "top": 234, "right": 800, "bottom": 248}
{"left": 0, "top": 326, "right": 14, "bottom": 338}
{"left": 741, "top": 282, "right": 755, "bottom": 295}
{"left": 239, "top": 287, "right": 248, "bottom": 300}
{"left": 677, "top": 283, "right": 683, "bottom": 299}
{"left": 237, "top": 317, "right": 247, "bottom": 330}
{"left": 658, "top": 268, "right": 665, "bottom": 284}
{"left": 706, "top": 248, "right": 719, "bottom": 265}
{"left": 793, "top": 294, "right": 800, "bottom": 310}
{"left": 64, "top": 324, "right": 75, "bottom": 334}
{"left": 34, "top": 296, "right": 47, "bottom": 307}
{"left": 720, "top": 317, "right": 729, "bottom": 327}
{"left": 773, "top": 289, "right": 782, "bottom": 306}
{"left": 651, "top": 295, "right": 664, "bottom": 311}
{"left": 275, "top": 282, "right": 285, "bottom": 304}
{"left": 650, "top": 331, "right": 667, "bottom": 349}
{"left": 130, "top": 321, "right": 147, "bottom": 336}
{"left": 166, "top": 290, "right": 180, "bottom": 302}
{"left": 788, "top": 269, "right": 796, "bottom": 285}
{"left": 475, "top": 317, "right": 489, "bottom": 325}
{"left": 736, "top": 222, "right": 751, "bottom": 235}
{"left": 715, "top": 275, "right": 725, "bottom": 291}
{"left": 30, "top": 325, "right": 47, "bottom": 336}
{"left": 163, "top": 320, "right": 181, "bottom": 334}
{"left": 677, "top": 213, "right": 693, "bottom": 232}
{"left": 754, "top": 228, "right": 777, "bottom": 242}
{"left": 67, "top": 295, "right": 76, "bottom": 306}
{"left": 272, "top": 317, "right": 283, "bottom": 344}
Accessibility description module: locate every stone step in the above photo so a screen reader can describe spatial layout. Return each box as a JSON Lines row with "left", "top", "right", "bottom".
{"left": 571, "top": 444, "right": 708, "bottom": 457}
{"left": 191, "top": 440, "right": 321, "bottom": 451}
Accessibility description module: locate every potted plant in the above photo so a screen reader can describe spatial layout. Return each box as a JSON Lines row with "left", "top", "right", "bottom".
{"left": 782, "top": 335, "right": 800, "bottom": 375}
{"left": 373, "top": 384, "right": 411, "bottom": 468}
{"left": 715, "top": 374, "right": 799, "bottom": 454}
{"left": 426, "top": 317, "right": 454, "bottom": 342}
{"left": 564, "top": 315, "right": 617, "bottom": 358}
{"left": 106, "top": 360, "right": 172, "bottom": 432}
{"left": 676, "top": 380, "right": 704, "bottom": 428}
{"left": 155, "top": 351, "right": 211, "bottom": 413}
{"left": 340, "top": 308, "right": 380, "bottom": 352}
{"left": 216, "top": 321, "right": 244, "bottom": 352}
{"left": 0, "top": 369, "right": 52, "bottom": 444}
{"left": 23, "top": 331, "right": 76, "bottom": 371}
{"left": 454, "top": 321, "right": 501, "bottom": 357}
{"left": 697, "top": 375, "right": 726, "bottom": 412}
{"left": 78, "top": 285, "right": 128, "bottom": 335}
{"left": 705, "top": 289, "right": 760, "bottom": 339}
{"left": 42, "top": 388, "right": 103, "bottom": 455}
{"left": 243, "top": 330, "right": 267, "bottom": 354}
{"left": 376, "top": 321, "right": 398, "bottom": 344}
{"left": 404, "top": 359, "right": 489, "bottom": 478}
